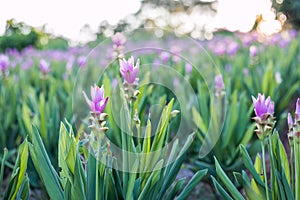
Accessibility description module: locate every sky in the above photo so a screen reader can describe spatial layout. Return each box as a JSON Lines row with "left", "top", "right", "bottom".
{"left": 0, "top": 0, "right": 278, "bottom": 43}
{"left": 0, "top": 0, "right": 141, "bottom": 42}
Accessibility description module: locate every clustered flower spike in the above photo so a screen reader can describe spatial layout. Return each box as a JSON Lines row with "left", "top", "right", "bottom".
{"left": 295, "top": 98, "right": 300, "bottom": 122}
{"left": 39, "top": 59, "right": 51, "bottom": 75}
{"left": 119, "top": 56, "right": 139, "bottom": 84}
{"left": 287, "top": 98, "right": 300, "bottom": 144}
{"left": 0, "top": 54, "right": 9, "bottom": 71}
{"left": 111, "top": 32, "right": 126, "bottom": 59}
{"left": 77, "top": 56, "right": 87, "bottom": 68}
{"left": 82, "top": 84, "right": 109, "bottom": 115}
{"left": 252, "top": 93, "right": 276, "bottom": 140}
{"left": 288, "top": 113, "right": 293, "bottom": 130}
{"left": 252, "top": 93, "right": 274, "bottom": 120}
{"left": 112, "top": 32, "right": 126, "bottom": 47}
{"left": 214, "top": 74, "right": 225, "bottom": 97}
{"left": 215, "top": 74, "right": 225, "bottom": 91}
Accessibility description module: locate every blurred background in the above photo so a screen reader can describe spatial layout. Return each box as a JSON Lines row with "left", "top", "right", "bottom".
{"left": 0, "top": 0, "right": 298, "bottom": 50}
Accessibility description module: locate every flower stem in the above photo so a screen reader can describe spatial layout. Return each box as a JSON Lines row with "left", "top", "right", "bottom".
{"left": 295, "top": 139, "right": 300, "bottom": 200}
{"left": 95, "top": 151, "right": 99, "bottom": 200}
{"left": 261, "top": 140, "right": 269, "bottom": 200}
{"left": 290, "top": 147, "right": 295, "bottom": 195}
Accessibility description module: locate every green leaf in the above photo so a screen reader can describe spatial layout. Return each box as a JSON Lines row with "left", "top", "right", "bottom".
{"left": 278, "top": 135, "right": 290, "bottom": 185}
{"left": 125, "top": 159, "right": 139, "bottom": 200}
{"left": 87, "top": 152, "right": 96, "bottom": 200}
{"left": 39, "top": 93, "right": 47, "bottom": 143}
{"left": 211, "top": 176, "right": 233, "bottom": 200}
{"left": 176, "top": 169, "right": 207, "bottom": 200}
{"left": 11, "top": 140, "right": 29, "bottom": 200}
{"left": 281, "top": 170, "right": 294, "bottom": 200}
{"left": 138, "top": 160, "right": 164, "bottom": 200}
{"left": 240, "top": 145, "right": 265, "bottom": 187}
{"left": 222, "top": 91, "right": 238, "bottom": 149}
{"left": 214, "top": 157, "right": 245, "bottom": 200}
{"left": 240, "top": 123, "right": 255, "bottom": 147}
{"left": 3, "top": 140, "right": 29, "bottom": 200}
{"left": 164, "top": 178, "right": 186, "bottom": 200}
{"left": 192, "top": 107, "right": 207, "bottom": 135}
{"left": 275, "top": 171, "right": 287, "bottom": 200}
{"left": 28, "top": 125, "right": 64, "bottom": 200}
{"left": 15, "top": 175, "right": 30, "bottom": 200}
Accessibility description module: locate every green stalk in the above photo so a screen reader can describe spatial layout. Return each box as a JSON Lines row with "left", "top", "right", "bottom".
{"left": 290, "top": 146, "right": 295, "bottom": 195}
{"left": 95, "top": 152, "right": 99, "bottom": 200}
{"left": 294, "top": 139, "right": 300, "bottom": 200}
{"left": 261, "top": 140, "right": 269, "bottom": 200}
{"left": 95, "top": 143, "right": 102, "bottom": 200}
{"left": 268, "top": 135, "right": 275, "bottom": 200}
{"left": 0, "top": 148, "right": 8, "bottom": 193}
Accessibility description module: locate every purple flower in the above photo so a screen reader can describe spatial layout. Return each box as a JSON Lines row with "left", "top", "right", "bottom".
{"left": 252, "top": 93, "right": 274, "bottom": 120}
{"left": 22, "top": 59, "right": 33, "bottom": 70}
{"left": 296, "top": 98, "right": 300, "bottom": 122}
{"left": 77, "top": 56, "right": 87, "bottom": 68}
{"left": 288, "top": 113, "right": 293, "bottom": 130}
{"left": 159, "top": 52, "right": 171, "bottom": 62}
{"left": 82, "top": 84, "right": 109, "bottom": 114}
{"left": 39, "top": 59, "right": 51, "bottom": 74}
{"left": 66, "top": 57, "right": 75, "bottom": 72}
{"left": 0, "top": 54, "right": 9, "bottom": 71}
{"left": 213, "top": 43, "right": 226, "bottom": 56}
{"left": 243, "top": 68, "right": 249, "bottom": 77}
{"left": 249, "top": 45, "right": 257, "bottom": 57}
{"left": 173, "top": 78, "right": 179, "bottom": 88}
{"left": 227, "top": 41, "right": 239, "bottom": 56}
{"left": 215, "top": 74, "right": 225, "bottom": 91}
{"left": 119, "top": 56, "right": 139, "bottom": 84}
{"left": 111, "top": 32, "right": 126, "bottom": 47}
{"left": 225, "top": 64, "right": 231, "bottom": 72}
{"left": 185, "top": 63, "right": 192, "bottom": 74}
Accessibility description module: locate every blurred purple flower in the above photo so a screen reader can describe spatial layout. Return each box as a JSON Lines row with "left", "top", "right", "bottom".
{"left": 288, "top": 29, "right": 298, "bottom": 38}
{"left": 112, "top": 78, "right": 118, "bottom": 89}
{"left": 287, "top": 113, "right": 293, "bottom": 130}
{"left": 215, "top": 74, "right": 225, "bottom": 91}
{"left": 252, "top": 93, "right": 274, "bottom": 120}
{"left": 173, "top": 78, "right": 179, "bottom": 88}
{"left": 153, "top": 59, "right": 161, "bottom": 70}
{"left": 66, "top": 57, "right": 75, "bottom": 72}
{"left": 112, "top": 32, "right": 126, "bottom": 47}
{"left": 279, "top": 39, "right": 289, "bottom": 48}
{"left": 22, "top": 59, "right": 33, "bottom": 70}
{"left": 82, "top": 84, "right": 109, "bottom": 114}
{"left": 225, "top": 64, "right": 231, "bottom": 72}
{"left": 0, "top": 54, "right": 9, "bottom": 71}
{"left": 185, "top": 63, "right": 192, "bottom": 74}
{"left": 119, "top": 56, "right": 139, "bottom": 84}
{"left": 213, "top": 43, "right": 226, "bottom": 56}
{"left": 249, "top": 45, "right": 257, "bottom": 57}
{"left": 160, "top": 52, "right": 171, "bottom": 62}
{"left": 243, "top": 68, "right": 249, "bottom": 77}
{"left": 171, "top": 46, "right": 182, "bottom": 63}
{"left": 77, "top": 56, "right": 87, "bottom": 68}
{"left": 39, "top": 59, "right": 51, "bottom": 74}
{"left": 296, "top": 98, "right": 300, "bottom": 122}
{"left": 227, "top": 42, "right": 239, "bottom": 56}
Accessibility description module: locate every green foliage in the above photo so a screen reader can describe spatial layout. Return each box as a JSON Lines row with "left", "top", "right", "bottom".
{"left": 212, "top": 129, "right": 297, "bottom": 199}
{"left": 2, "top": 140, "right": 30, "bottom": 200}
{"left": 0, "top": 31, "right": 39, "bottom": 52}
{"left": 28, "top": 115, "right": 206, "bottom": 199}
{"left": 273, "top": 0, "right": 300, "bottom": 28}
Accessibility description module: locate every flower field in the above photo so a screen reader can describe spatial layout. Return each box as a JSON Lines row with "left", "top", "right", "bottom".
{"left": 0, "top": 29, "right": 300, "bottom": 199}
